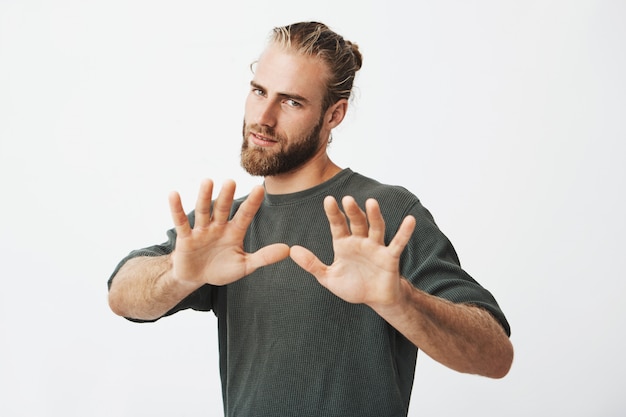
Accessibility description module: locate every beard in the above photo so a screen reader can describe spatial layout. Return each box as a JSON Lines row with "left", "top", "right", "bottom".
{"left": 240, "top": 115, "right": 325, "bottom": 177}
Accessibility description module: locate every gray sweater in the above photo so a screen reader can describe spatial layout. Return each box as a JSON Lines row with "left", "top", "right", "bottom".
{"left": 109, "top": 168, "right": 510, "bottom": 417}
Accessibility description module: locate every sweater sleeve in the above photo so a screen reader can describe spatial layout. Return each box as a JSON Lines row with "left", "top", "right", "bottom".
{"left": 343, "top": 173, "right": 511, "bottom": 336}
{"left": 400, "top": 200, "right": 511, "bottom": 336}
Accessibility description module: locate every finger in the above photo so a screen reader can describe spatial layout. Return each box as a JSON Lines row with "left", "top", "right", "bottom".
{"left": 246, "top": 243, "right": 290, "bottom": 273}
{"left": 342, "top": 196, "right": 369, "bottom": 237}
{"left": 231, "top": 185, "right": 265, "bottom": 231}
{"left": 169, "top": 191, "right": 192, "bottom": 238}
{"left": 365, "top": 198, "right": 386, "bottom": 244}
{"left": 323, "top": 196, "right": 350, "bottom": 239}
{"left": 289, "top": 245, "right": 328, "bottom": 278}
{"left": 388, "top": 215, "right": 417, "bottom": 257}
{"left": 211, "top": 180, "right": 236, "bottom": 225}
{"left": 194, "top": 179, "right": 214, "bottom": 229}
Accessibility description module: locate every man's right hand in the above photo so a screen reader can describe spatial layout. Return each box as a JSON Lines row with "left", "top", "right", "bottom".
{"left": 108, "top": 180, "right": 289, "bottom": 320}
{"left": 169, "top": 179, "right": 290, "bottom": 287}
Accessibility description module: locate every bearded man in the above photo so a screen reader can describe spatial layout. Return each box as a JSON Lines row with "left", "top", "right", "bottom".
{"left": 108, "top": 21, "right": 513, "bottom": 417}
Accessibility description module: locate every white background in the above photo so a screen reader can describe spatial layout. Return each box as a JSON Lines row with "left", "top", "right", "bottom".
{"left": 1, "top": 1, "right": 625, "bottom": 416}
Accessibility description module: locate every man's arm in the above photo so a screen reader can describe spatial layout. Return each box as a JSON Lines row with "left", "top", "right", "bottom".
{"left": 290, "top": 196, "right": 513, "bottom": 378}
{"left": 108, "top": 179, "right": 290, "bottom": 321}
{"left": 373, "top": 279, "right": 513, "bottom": 378}
{"left": 108, "top": 254, "right": 201, "bottom": 321}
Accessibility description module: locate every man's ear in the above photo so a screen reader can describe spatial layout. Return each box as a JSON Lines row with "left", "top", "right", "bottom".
{"left": 326, "top": 99, "right": 348, "bottom": 129}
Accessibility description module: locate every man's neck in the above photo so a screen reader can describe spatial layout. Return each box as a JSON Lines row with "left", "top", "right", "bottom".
{"left": 263, "top": 154, "right": 342, "bottom": 195}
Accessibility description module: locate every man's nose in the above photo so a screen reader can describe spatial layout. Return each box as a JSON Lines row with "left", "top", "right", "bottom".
{"left": 255, "top": 100, "right": 278, "bottom": 128}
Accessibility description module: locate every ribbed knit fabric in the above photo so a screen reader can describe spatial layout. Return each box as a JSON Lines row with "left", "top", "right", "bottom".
{"left": 109, "top": 168, "right": 510, "bottom": 417}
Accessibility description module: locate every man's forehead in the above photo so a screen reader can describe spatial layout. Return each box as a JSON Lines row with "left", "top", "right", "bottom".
{"left": 253, "top": 45, "right": 328, "bottom": 102}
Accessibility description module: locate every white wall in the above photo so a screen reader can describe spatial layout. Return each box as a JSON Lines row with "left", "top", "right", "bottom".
{"left": 1, "top": 1, "right": 624, "bottom": 415}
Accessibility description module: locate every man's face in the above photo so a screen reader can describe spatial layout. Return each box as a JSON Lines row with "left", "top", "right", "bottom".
{"left": 241, "top": 45, "right": 330, "bottom": 177}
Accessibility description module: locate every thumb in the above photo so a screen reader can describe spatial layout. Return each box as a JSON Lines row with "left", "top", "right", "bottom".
{"left": 290, "top": 245, "right": 327, "bottom": 277}
{"left": 247, "top": 243, "right": 290, "bottom": 272}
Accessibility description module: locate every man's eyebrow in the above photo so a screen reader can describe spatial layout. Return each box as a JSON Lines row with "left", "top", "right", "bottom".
{"left": 250, "top": 81, "right": 310, "bottom": 104}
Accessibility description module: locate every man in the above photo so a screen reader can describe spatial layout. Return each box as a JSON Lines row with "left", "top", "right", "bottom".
{"left": 108, "top": 21, "right": 513, "bottom": 417}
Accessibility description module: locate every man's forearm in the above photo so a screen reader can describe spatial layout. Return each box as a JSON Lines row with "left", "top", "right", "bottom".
{"left": 108, "top": 255, "right": 201, "bottom": 321}
{"left": 372, "top": 279, "right": 514, "bottom": 378}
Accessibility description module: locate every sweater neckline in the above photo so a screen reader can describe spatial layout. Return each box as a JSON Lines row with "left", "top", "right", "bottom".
{"left": 262, "top": 168, "right": 353, "bottom": 206}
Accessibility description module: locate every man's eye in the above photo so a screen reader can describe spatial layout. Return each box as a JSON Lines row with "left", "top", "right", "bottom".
{"left": 285, "top": 99, "right": 301, "bottom": 108}
{"left": 253, "top": 88, "right": 265, "bottom": 96}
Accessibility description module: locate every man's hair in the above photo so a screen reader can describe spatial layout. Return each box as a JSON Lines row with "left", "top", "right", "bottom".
{"left": 269, "top": 21, "right": 363, "bottom": 112}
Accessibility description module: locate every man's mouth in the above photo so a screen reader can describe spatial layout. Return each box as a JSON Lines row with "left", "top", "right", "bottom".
{"left": 250, "top": 132, "right": 278, "bottom": 147}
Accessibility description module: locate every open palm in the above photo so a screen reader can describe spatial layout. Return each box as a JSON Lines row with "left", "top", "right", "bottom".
{"left": 169, "top": 179, "right": 289, "bottom": 287}
{"left": 290, "top": 196, "right": 416, "bottom": 309}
